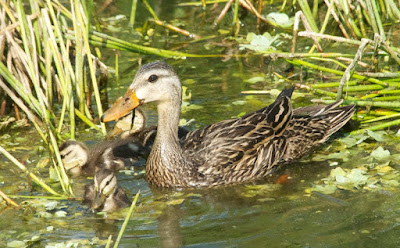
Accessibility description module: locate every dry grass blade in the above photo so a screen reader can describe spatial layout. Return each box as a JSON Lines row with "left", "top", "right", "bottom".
{"left": 0, "top": 146, "right": 60, "bottom": 196}
{"left": 336, "top": 39, "right": 369, "bottom": 100}
{"left": 0, "top": 189, "right": 20, "bottom": 208}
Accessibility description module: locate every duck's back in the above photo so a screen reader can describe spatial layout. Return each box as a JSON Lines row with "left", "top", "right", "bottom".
{"left": 180, "top": 89, "right": 355, "bottom": 186}
{"left": 280, "top": 101, "right": 355, "bottom": 164}
{"left": 181, "top": 89, "right": 295, "bottom": 185}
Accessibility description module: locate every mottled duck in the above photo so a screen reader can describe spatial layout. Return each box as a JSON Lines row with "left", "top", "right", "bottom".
{"left": 101, "top": 61, "right": 355, "bottom": 188}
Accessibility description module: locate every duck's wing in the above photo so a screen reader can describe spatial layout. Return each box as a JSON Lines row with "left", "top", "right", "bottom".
{"left": 114, "top": 187, "right": 131, "bottom": 209}
{"left": 182, "top": 88, "right": 294, "bottom": 181}
{"left": 83, "top": 184, "right": 95, "bottom": 205}
{"left": 281, "top": 101, "right": 355, "bottom": 163}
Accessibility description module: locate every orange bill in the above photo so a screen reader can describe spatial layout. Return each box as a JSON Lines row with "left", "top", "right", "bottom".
{"left": 101, "top": 89, "right": 141, "bottom": 123}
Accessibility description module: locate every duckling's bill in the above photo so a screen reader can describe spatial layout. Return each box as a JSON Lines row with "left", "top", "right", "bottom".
{"left": 91, "top": 190, "right": 107, "bottom": 211}
{"left": 101, "top": 89, "right": 141, "bottom": 122}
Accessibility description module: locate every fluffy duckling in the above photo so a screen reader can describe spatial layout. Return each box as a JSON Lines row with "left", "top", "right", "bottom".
{"left": 60, "top": 137, "right": 149, "bottom": 177}
{"left": 60, "top": 107, "right": 189, "bottom": 177}
{"left": 60, "top": 108, "right": 154, "bottom": 176}
{"left": 107, "top": 107, "right": 147, "bottom": 139}
{"left": 84, "top": 169, "right": 130, "bottom": 212}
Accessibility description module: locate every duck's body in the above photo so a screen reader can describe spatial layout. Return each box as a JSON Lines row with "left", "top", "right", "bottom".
{"left": 83, "top": 169, "right": 130, "bottom": 212}
{"left": 101, "top": 61, "right": 355, "bottom": 188}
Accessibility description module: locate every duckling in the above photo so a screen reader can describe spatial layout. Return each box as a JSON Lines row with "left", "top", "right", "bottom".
{"left": 60, "top": 108, "right": 189, "bottom": 177}
{"left": 60, "top": 108, "right": 154, "bottom": 176}
{"left": 107, "top": 107, "right": 147, "bottom": 139}
{"left": 83, "top": 169, "right": 130, "bottom": 212}
{"left": 60, "top": 137, "right": 149, "bottom": 177}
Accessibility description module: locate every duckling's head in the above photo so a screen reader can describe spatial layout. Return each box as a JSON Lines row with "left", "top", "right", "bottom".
{"left": 102, "top": 61, "right": 181, "bottom": 123}
{"left": 59, "top": 140, "right": 88, "bottom": 176}
{"left": 107, "top": 108, "right": 147, "bottom": 139}
{"left": 91, "top": 169, "right": 118, "bottom": 211}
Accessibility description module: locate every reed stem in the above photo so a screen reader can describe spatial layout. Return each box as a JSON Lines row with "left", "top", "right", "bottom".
{"left": 0, "top": 146, "right": 60, "bottom": 196}
{"left": 113, "top": 190, "right": 140, "bottom": 248}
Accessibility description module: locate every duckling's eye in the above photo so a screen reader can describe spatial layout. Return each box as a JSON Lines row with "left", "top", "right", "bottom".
{"left": 148, "top": 74, "right": 158, "bottom": 83}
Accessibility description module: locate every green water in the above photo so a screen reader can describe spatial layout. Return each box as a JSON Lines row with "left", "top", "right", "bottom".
{"left": 2, "top": 1, "right": 400, "bottom": 247}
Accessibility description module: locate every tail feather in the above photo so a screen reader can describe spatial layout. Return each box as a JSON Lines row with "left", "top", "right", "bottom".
{"left": 293, "top": 100, "right": 344, "bottom": 117}
{"left": 323, "top": 104, "right": 355, "bottom": 139}
{"left": 263, "top": 88, "right": 294, "bottom": 135}
{"left": 281, "top": 101, "right": 355, "bottom": 164}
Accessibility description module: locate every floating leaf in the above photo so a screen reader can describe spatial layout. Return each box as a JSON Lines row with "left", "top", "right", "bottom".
{"left": 330, "top": 167, "right": 347, "bottom": 177}
{"left": 370, "top": 146, "right": 390, "bottom": 160}
{"left": 55, "top": 211, "right": 67, "bottom": 218}
{"left": 44, "top": 201, "right": 59, "bottom": 211}
{"left": 367, "top": 130, "right": 385, "bottom": 142}
{"left": 309, "top": 184, "right": 337, "bottom": 194}
{"left": 7, "top": 241, "right": 25, "bottom": 248}
{"left": 339, "top": 135, "right": 368, "bottom": 148}
{"left": 266, "top": 12, "right": 294, "bottom": 28}
{"left": 335, "top": 169, "right": 369, "bottom": 190}
{"left": 183, "top": 79, "right": 196, "bottom": 85}
{"left": 310, "top": 161, "right": 400, "bottom": 194}
{"left": 181, "top": 101, "right": 203, "bottom": 112}
{"left": 376, "top": 165, "right": 394, "bottom": 174}
{"left": 244, "top": 76, "right": 266, "bottom": 84}
{"left": 312, "top": 150, "right": 350, "bottom": 162}
{"left": 37, "top": 211, "right": 52, "bottom": 218}
{"left": 48, "top": 167, "right": 59, "bottom": 182}
{"left": 240, "top": 32, "right": 280, "bottom": 52}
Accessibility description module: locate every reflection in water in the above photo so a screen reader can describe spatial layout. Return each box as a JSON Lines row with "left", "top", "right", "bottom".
{"left": 92, "top": 217, "right": 120, "bottom": 239}
{"left": 158, "top": 205, "right": 184, "bottom": 248}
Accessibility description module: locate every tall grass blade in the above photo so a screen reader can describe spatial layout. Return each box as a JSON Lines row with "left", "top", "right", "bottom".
{"left": 113, "top": 190, "right": 140, "bottom": 247}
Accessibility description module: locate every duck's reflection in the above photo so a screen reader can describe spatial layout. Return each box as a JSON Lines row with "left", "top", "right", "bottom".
{"left": 158, "top": 204, "right": 184, "bottom": 248}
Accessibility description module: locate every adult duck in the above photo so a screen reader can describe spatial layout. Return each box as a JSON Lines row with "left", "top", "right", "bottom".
{"left": 101, "top": 61, "right": 355, "bottom": 188}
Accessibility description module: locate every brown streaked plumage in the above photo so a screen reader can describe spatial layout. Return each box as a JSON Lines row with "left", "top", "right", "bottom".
{"left": 101, "top": 61, "right": 356, "bottom": 188}
{"left": 84, "top": 169, "right": 130, "bottom": 212}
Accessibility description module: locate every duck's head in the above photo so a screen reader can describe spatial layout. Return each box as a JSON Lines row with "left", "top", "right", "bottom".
{"left": 101, "top": 61, "right": 181, "bottom": 123}
{"left": 59, "top": 140, "right": 88, "bottom": 176}
{"left": 90, "top": 169, "right": 118, "bottom": 211}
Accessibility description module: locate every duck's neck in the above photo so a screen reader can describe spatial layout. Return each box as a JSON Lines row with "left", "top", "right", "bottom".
{"left": 146, "top": 98, "right": 188, "bottom": 187}
{"left": 156, "top": 99, "right": 181, "bottom": 149}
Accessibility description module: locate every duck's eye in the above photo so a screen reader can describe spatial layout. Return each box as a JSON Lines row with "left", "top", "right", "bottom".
{"left": 148, "top": 74, "right": 158, "bottom": 83}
